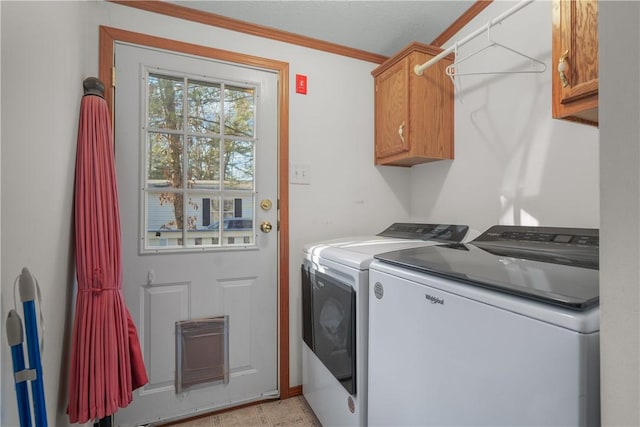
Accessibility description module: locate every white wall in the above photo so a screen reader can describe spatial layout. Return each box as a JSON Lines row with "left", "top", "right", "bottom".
{"left": 410, "top": 1, "right": 599, "bottom": 233}
{"left": 599, "top": 2, "right": 640, "bottom": 425}
{"left": 1, "top": 1, "right": 410, "bottom": 425}
{"left": 1, "top": 2, "right": 88, "bottom": 426}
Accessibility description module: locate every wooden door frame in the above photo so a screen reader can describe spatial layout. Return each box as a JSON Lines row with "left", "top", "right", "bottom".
{"left": 99, "top": 25, "right": 292, "bottom": 399}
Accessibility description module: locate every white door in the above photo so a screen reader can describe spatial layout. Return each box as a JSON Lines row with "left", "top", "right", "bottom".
{"left": 113, "top": 43, "right": 279, "bottom": 426}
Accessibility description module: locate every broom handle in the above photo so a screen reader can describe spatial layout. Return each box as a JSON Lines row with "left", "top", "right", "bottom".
{"left": 6, "top": 310, "right": 33, "bottom": 427}
{"left": 20, "top": 268, "right": 47, "bottom": 427}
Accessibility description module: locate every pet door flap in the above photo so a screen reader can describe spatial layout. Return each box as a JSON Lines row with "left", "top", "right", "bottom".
{"left": 175, "top": 315, "right": 229, "bottom": 393}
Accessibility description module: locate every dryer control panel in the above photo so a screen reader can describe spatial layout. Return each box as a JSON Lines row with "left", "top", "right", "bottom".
{"left": 378, "top": 223, "right": 468, "bottom": 242}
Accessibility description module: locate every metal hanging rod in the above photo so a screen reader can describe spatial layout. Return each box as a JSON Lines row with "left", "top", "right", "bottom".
{"left": 414, "top": 0, "right": 535, "bottom": 76}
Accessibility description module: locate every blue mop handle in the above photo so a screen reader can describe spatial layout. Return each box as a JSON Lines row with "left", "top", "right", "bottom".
{"left": 6, "top": 310, "right": 33, "bottom": 427}
{"left": 19, "top": 268, "right": 47, "bottom": 427}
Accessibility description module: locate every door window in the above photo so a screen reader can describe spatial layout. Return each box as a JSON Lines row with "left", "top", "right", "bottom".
{"left": 144, "top": 72, "right": 257, "bottom": 251}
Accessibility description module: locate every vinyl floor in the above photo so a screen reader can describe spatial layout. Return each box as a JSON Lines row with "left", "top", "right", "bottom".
{"left": 163, "top": 396, "right": 321, "bottom": 427}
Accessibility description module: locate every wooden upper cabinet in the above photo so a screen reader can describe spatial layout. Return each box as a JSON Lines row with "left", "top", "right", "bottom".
{"left": 372, "top": 42, "right": 454, "bottom": 166}
{"left": 552, "top": 0, "right": 598, "bottom": 125}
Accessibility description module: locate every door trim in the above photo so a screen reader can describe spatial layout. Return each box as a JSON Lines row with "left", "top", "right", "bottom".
{"left": 99, "top": 25, "right": 291, "bottom": 399}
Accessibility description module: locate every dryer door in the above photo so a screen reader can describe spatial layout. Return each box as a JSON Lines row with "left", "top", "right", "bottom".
{"left": 302, "top": 265, "right": 356, "bottom": 394}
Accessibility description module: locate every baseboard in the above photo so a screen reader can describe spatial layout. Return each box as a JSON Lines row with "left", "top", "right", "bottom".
{"left": 288, "top": 385, "right": 303, "bottom": 397}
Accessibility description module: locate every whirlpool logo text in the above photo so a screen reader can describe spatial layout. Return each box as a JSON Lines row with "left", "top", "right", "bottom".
{"left": 425, "top": 294, "right": 444, "bottom": 305}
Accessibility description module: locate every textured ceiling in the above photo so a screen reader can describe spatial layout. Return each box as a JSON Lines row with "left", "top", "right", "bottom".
{"left": 168, "top": 1, "right": 476, "bottom": 57}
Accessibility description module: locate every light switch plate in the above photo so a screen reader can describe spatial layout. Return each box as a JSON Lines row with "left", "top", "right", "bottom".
{"left": 290, "top": 163, "right": 310, "bottom": 185}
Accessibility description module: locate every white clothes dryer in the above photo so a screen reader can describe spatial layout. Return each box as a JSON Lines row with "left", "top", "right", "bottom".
{"left": 301, "top": 223, "right": 469, "bottom": 427}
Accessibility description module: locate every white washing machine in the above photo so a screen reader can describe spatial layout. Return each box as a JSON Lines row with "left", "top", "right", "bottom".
{"left": 368, "top": 225, "right": 600, "bottom": 426}
{"left": 301, "top": 223, "right": 469, "bottom": 427}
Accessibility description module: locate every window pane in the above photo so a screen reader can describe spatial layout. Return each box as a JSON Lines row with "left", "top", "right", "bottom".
{"left": 198, "top": 197, "right": 221, "bottom": 230}
{"left": 222, "top": 196, "right": 254, "bottom": 246}
{"left": 224, "top": 86, "right": 254, "bottom": 137}
{"left": 146, "top": 191, "right": 183, "bottom": 249}
{"left": 147, "top": 133, "right": 183, "bottom": 189}
{"left": 188, "top": 137, "right": 220, "bottom": 190}
{"left": 188, "top": 80, "right": 221, "bottom": 134}
{"left": 186, "top": 196, "right": 222, "bottom": 247}
{"left": 185, "top": 194, "right": 201, "bottom": 231}
{"left": 148, "top": 74, "right": 184, "bottom": 130}
{"left": 182, "top": 193, "right": 221, "bottom": 231}
{"left": 224, "top": 140, "right": 254, "bottom": 190}
{"left": 223, "top": 198, "right": 234, "bottom": 220}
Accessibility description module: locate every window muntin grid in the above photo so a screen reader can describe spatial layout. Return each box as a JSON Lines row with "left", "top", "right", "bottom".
{"left": 143, "top": 72, "right": 257, "bottom": 252}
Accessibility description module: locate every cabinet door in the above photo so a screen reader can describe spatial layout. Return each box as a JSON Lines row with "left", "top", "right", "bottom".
{"left": 552, "top": 0, "right": 598, "bottom": 124}
{"left": 375, "top": 57, "right": 410, "bottom": 160}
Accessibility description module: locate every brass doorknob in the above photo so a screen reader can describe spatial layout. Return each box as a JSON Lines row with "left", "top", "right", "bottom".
{"left": 260, "top": 221, "right": 273, "bottom": 233}
{"left": 260, "top": 199, "right": 273, "bottom": 211}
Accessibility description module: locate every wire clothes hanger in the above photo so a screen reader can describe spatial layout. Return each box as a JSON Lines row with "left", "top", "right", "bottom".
{"left": 445, "top": 22, "right": 546, "bottom": 102}
{"left": 445, "top": 22, "right": 547, "bottom": 78}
